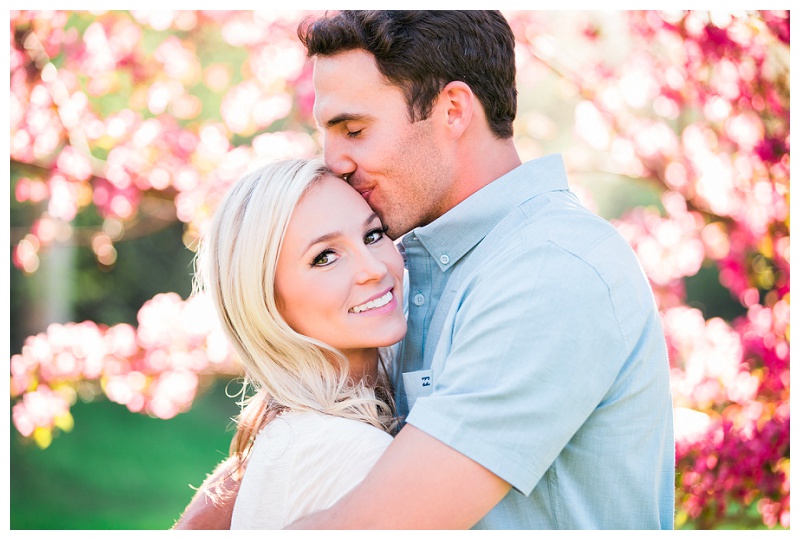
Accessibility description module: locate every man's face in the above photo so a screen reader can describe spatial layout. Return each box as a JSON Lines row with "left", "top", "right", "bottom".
{"left": 312, "top": 49, "right": 453, "bottom": 239}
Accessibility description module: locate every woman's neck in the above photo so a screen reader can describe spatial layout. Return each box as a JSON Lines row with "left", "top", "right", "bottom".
{"left": 343, "top": 347, "right": 380, "bottom": 384}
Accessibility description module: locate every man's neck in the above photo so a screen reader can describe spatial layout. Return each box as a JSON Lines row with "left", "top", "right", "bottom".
{"left": 450, "top": 137, "right": 522, "bottom": 210}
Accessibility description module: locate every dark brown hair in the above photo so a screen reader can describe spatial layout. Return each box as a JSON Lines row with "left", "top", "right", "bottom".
{"left": 298, "top": 10, "right": 517, "bottom": 139}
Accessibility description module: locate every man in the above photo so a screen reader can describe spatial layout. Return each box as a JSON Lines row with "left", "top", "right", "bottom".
{"left": 176, "top": 10, "right": 674, "bottom": 529}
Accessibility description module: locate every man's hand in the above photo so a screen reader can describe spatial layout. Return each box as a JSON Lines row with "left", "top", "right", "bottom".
{"left": 285, "top": 424, "right": 511, "bottom": 529}
{"left": 172, "top": 456, "right": 241, "bottom": 530}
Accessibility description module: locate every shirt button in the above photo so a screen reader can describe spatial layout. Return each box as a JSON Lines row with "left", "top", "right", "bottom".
{"left": 440, "top": 254, "right": 450, "bottom": 265}
{"left": 413, "top": 294, "right": 425, "bottom": 306}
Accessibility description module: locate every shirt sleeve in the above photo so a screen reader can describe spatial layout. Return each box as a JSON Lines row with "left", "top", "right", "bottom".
{"left": 405, "top": 238, "right": 631, "bottom": 496}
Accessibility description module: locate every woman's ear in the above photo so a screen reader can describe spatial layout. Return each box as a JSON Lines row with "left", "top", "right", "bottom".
{"left": 439, "top": 81, "right": 474, "bottom": 139}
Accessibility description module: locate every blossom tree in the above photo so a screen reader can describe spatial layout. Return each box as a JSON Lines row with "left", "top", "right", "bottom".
{"left": 9, "top": 10, "right": 789, "bottom": 528}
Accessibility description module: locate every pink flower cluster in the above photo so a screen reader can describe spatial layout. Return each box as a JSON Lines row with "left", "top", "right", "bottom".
{"left": 666, "top": 297, "right": 790, "bottom": 528}
{"left": 676, "top": 413, "right": 789, "bottom": 528}
{"left": 11, "top": 292, "right": 240, "bottom": 447}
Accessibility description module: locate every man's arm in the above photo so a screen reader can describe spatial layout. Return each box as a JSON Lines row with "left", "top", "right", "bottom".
{"left": 286, "top": 424, "right": 511, "bottom": 529}
{"left": 172, "top": 456, "right": 241, "bottom": 530}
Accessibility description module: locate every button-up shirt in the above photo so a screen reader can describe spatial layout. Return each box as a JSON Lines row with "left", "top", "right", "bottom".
{"left": 393, "top": 154, "right": 675, "bottom": 529}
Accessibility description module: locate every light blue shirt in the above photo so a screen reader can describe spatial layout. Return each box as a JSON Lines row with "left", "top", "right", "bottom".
{"left": 393, "top": 155, "right": 675, "bottom": 529}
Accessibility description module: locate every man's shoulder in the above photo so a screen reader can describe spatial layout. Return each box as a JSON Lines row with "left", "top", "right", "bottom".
{"left": 472, "top": 189, "right": 627, "bottom": 267}
{"left": 458, "top": 191, "right": 651, "bottom": 312}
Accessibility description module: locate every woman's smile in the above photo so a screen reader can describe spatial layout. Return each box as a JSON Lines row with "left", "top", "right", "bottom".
{"left": 349, "top": 288, "right": 396, "bottom": 314}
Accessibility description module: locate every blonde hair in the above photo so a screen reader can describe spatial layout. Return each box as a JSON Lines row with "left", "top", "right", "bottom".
{"left": 194, "top": 158, "right": 396, "bottom": 481}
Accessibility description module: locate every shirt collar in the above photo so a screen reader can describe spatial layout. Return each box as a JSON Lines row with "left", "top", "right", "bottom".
{"left": 403, "top": 154, "right": 569, "bottom": 272}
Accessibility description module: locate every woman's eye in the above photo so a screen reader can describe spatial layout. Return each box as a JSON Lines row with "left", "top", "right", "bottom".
{"left": 312, "top": 250, "right": 339, "bottom": 267}
{"left": 364, "top": 226, "right": 387, "bottom": 245}
{"left": 347, "top": 129, "right": 362, "bottom": 139}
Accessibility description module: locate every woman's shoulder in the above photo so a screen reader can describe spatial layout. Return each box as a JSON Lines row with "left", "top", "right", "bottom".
{"left": 257, "top": 410, "right": 393, "bottom": 451}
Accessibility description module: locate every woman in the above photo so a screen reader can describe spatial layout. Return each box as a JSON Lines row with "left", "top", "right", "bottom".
{"left": 191, "top": 157, "right": 407, "bottom": 529}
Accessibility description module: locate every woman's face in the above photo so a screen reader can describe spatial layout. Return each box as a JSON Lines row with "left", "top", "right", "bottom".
{"left": 275, "top": 174, "right": 407, "bottom": 364}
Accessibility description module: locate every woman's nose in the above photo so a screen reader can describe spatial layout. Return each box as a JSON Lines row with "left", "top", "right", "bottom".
{"left": 353, "top": 248, "right": 388, "bottom": 284}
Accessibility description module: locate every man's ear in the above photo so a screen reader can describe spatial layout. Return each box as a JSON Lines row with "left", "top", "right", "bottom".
{"left": 439, "top": 81, "right": 474, "bottom": 139}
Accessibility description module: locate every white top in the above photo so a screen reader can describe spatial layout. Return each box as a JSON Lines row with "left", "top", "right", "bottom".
{"left": 230, "top": 410, "right": 393, "bottom": 529}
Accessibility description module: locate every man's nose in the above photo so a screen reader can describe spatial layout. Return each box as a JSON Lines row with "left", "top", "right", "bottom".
{"left": 323, "top": 137, "right": 356, "bottom": 181}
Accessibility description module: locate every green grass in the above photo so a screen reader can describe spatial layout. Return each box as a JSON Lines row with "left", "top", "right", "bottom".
{"left": 10, "top": 379, "right": 241, "bottom": 530}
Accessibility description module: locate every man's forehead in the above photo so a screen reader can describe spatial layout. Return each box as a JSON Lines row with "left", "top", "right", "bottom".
{"left": 311, "top": 91, "right": 347, "bottom": 128}
{"left": 311, "top": 53, "right": 397, "bottom": 126}
{"left": 313, "top": 51, "right": 397, "bottom": 93}
{"left": 311, "top": 55, "right": 357, "bottom": 124}
{"left": 313, "top": 49, "right": 377, "bottom": 76}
